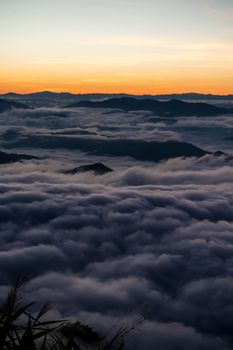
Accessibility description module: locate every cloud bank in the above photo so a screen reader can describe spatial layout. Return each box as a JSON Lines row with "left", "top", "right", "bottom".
{"left": 0, "top": 161, "right": 233, "bottom": 349}
{"left": 0, "top": 104, "right": 233, "bottom": 349}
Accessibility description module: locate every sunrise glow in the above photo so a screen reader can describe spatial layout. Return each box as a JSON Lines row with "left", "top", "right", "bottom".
{"left": 1, "top": 0, "right": 233, "bottom": 95}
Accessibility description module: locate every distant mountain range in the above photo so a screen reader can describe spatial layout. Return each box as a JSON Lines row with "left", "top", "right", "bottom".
{"left": 66, "top": 97, "right": 231, "bottom": 117}
{"left": 0, "top": 150, "right": 37, "bottom": 164}
{"left": 0, "top": 92, "right": 129, "bottom": 108}
{"left": 0, "top": 91, "right": 232, "bottom": 107}
{"left": 1, "top": 94, "right": 232, "bottom": 116}
{"left": 0, "top": 98, "right": 30, "bottom": 113}
{"left": 147, "top": 93, "right": 233, "bottom": 101}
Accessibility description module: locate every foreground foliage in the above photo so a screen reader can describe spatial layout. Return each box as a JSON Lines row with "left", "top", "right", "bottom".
{"left": 0, "top": 280, "right": 143, "bottom": 350}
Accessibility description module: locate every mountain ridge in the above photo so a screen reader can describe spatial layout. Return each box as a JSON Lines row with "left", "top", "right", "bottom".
{"left": 0, "top": 150, "right": 37, "bottom": 164}
{"left": 1, "top": 91, "right": 232, "bottom": 108}
{"left": 7, "top": 136, "right": 209, "bottom": 163}
{"left": 65, "top": 97, "right": 231, "bottom": 117}
{"left": 0, "top": 98, "right": 31, "bottom": 113}
{"left": 1, "top": 91, "right": 233, "bottom": 99}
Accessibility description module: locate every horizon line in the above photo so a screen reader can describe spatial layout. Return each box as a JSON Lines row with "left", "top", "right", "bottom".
{"left": 1, "top": 90, "right": 233, "bottom": 97}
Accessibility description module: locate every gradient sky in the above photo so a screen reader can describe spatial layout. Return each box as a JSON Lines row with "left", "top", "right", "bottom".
{"left": 1, "top": 0, "right": 233, "bottom": 94}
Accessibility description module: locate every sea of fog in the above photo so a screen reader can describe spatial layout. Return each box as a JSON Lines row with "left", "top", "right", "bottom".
{"left": 0, "top": 103, "right": 233, "bottom": 349}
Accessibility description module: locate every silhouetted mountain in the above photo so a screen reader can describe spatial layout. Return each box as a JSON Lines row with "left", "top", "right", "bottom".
{"left": 149, "top": 93, "right": 233, "bottom": 101}
{"left": 64, "top": 162, "right": 113, "bottom": 175}
{"left": 0, "top": 150, "right": 37, "bottom": 164}
{"left": 213, "top": 151, "right": 233, "bottom": 162}
{"left": 0, "top": 92, "right": 129, "bottom": 107}
{"left": 65, "top": 97, "right": 230, "bottom": 116}
{"left": 9, "top": 135, "right": 209, "bottom": 162}
{"left": 0, "top": 98, "right": 30, "bottom": 113}
{"left": 2, "top": 92, "right": 20, "bottom": 98}
{"left": 25, "top": 91, "right": 72, "bottom": 98}
{"left": 1, "top": 91, "right": 233, "bottom": 107}
{"left": 1, "top": 91, "right": 129, "bottom": 99}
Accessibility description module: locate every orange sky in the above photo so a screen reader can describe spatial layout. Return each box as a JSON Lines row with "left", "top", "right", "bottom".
{"left": 1, "top": 0, "right": 233, "bottom": 95}
{"left": 1, "top": 65, "right": 232, "bottom": 95}
{"left": 1, "top": 79, "right": 232, "bottom": 95}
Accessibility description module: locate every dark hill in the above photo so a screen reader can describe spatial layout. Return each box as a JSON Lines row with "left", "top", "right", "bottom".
{"left": 65, "top": 97, "right": 230, "bottom": 116}
{"left": 10, "top": 135, "right": 209, "bottom": 162}
{"left": 64, "top": 162, "right": 113, "bottom": 175}
{"left": 0, "top": 150, "right": 37, "bottom": 164}
{"left": 0, "top": 98, "right": 30, "bottom": 113}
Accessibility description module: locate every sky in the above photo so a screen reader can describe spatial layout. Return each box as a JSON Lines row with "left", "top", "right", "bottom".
{"left": 0, "top": 0, "right": 233, "bottom": 94}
